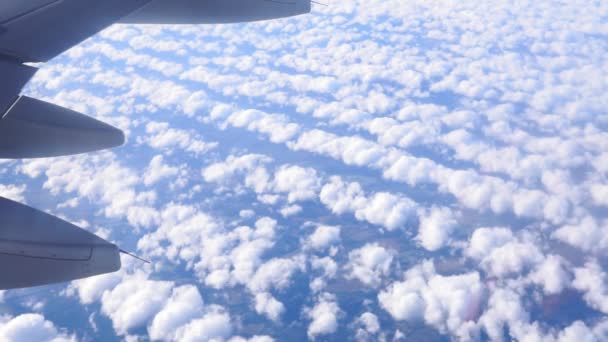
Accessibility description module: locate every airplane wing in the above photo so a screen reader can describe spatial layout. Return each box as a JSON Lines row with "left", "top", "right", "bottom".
{"left": 0, "top": 196, "right": 121, "bottom": 289}
{"left": 0, "top": 0, "right": 310, "bottom": 289}
{"left": 121, "top": 0, "right": 311, "bottom": 24}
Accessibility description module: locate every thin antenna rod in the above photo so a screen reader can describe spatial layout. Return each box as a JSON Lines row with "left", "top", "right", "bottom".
{"left": 311, "top": 1, "right": 328, "bottom": 6}
{"left": 120, "top": 249, "right": 150, "bottom": 264}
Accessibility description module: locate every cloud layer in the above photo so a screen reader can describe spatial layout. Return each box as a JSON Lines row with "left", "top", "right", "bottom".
{"left": 1, "top": 0, "right": 607, "bottom": 340}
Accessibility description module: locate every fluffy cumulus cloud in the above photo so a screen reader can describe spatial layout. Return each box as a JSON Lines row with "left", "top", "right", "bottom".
{"left": 249, "top": 256, "right": 305, "bottom": 293}
{"left": 254, "top": 292, "right": 285, "bottom": 323}
{"left": 305, "top": 225, "right": 341, "bottom": 251}
{"left": 168, "top": 307, "right": 232, "bottom": 342}
{"left": 320, "top": 176, "right": 416, "bottom": 231}
{"left": 272, "top": 165, "right": 321, "bottom": 203}
{"left": 528, "top": 254, "right": 572, "bottom": 295}
{"left": 148, "top": 285, "right": 206, "bottom": 341}
{"left": 0, "top": 314, "right": 75, "bottom": 342}
{"left": 68, "top": 267, "right": 240, "bottom": 341}
{"left": 346, "top": 243, "right": 395, "bottom": 288}
{"left": 100, "top": 274, "right": 174, "bottom": 335}
{"left": 306, "top": 293, "right": 341, "bottom": 339}
{"left": 553, "top": 216, "right": 608, "bottom": 253}
{"left": 4, "top": 0, "right": 608, "bottom": 340}
{"left": 379, "top": 261, "right": 485, "bottom": 339}
{"left": 572, "top": 261, "right": 608, "bottom": 314}
{"left": 0, "top": 184, "right": 26, "bottom": 203}
{"left": 353, "top": 312, "right": 382, "bottom": 341}
{"left": 140, "top": 121, "right": 218, "bottom": 156}
{"left": 202, "top": 154, "right": 272, "bottom": 185}
{"left": 143, "top": 155, "right": 181, "bottom": 186}
{"left": 466, "top": 227, "right": 544, "bottom": 278}
{"left": 67, "top": 270, "right": 124, "bottom": 305}
{"left": 416, "top": 206, "right": 458, "bottom": 251}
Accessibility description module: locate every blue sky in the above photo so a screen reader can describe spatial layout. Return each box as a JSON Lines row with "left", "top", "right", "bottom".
{"left": 1, "top": 0, "right": 608, "bottom": 340}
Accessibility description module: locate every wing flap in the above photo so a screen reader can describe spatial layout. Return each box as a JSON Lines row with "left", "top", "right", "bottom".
{"left": 0, "top": 96, "right": 125, "bottom": 159}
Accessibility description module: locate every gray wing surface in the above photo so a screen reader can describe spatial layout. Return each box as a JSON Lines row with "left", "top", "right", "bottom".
{"left": 0, "top": 0, "right": 151, "bottom": 62}
{"left": 0, "top": 197, "right": 121, "bottom": 289}
{"left": 121, "top": 0, "right": 311, "bottom": 24}
{"left": 0, "top": 96, "right": 125, "bottom": 158}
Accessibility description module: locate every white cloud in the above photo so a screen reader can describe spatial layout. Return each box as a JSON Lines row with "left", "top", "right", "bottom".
{"left": 478, "top": 288, "right": 538, "bottom": 341}
{"left": 466, "top": 227, "right": 543, "bottom": 278}
{"left": 465, "top": 227, "right": 515, "bottom": 260}
{"left": 16, "top": 0, "right": 608, "bottom": 339}
{"left": 239, "top": 209, "right": 256, "bottom": 219}
{"left": 229, "top": 336, "right": 275, "bottom": 342}
{"left": 558, "top": 321, "right": 599, "bottom": 342}
{"left": 0, "top": 314, "right": 75, "bottom": 342}
{"left": 68, "top": 271, "right": 123, "bottom": 305}
{"left": 141, "top": 121, "right": 218, "bottom": 155}
{"left": 590, "top": 183, "right": 608, "bottom": 207}
{"left": 173, "top": 307, "right": 232, "bottom": 342}
{"left": 138, "top": 204, "right": 223, "bottom": 265}
{"left": 416, "top": 206, "right": 458, "bottom": 251}
{"left": 101, "top": 274, "right": 173, "bottom": 335}
{"left": 306, "top": 293, "right": 341, "bottom": 339}
{"left": 553, "top": 216, "right": 608, "bottom": 253}
{"left": 202, "top": 154, "right": 272, "bottom": 184}
{"left": 354, "top": 312, "right": 381, "bottom": 339}
{"left": 143, "top": 155, "right": 180, "bottom": 186}
{"left": 272, "top": 165, "right": 321, "bottom": 203}
{"left": 306, "top": 225, "right": 341, "bottom": 251}
{"left": 70, "top": 263, "right": 237, "bottom": 341}
{"left": 572, "top": 261, "right": 608, "bottom": 314}
{"left": 289, "top": 130, "right": 388, "bottom": 170}
{"left": 0, "top": 184, "right": 26, "bottom": 203}
{"left": 249, "top": 257, "right": 304, "bottom": 293}
{"left": 379, "top": 261, "right": 484, "bottom": 340}
{"left": 18, "top": 154, "right": 162, "bottom": 229}
{"left": 528, "top": 254, "right": 572, "bottom": 295}
{"left": 149, "top": 285, "right": 205, "bottom": 341}
{"left": 220, "top": 109, "right": 301, "bottom": 144}
{"left": 320, "top": 176, "right": 416, "bottom": 231}
{"left": 254, "top": 292, "right": 285, "bottom": 323}
{"left": 279, "top": 204, "right": 302, "bottom": 217}
{"left": 346, "top": 243, "right": 394, "bottom": 288}
{"left": 560, "top": 319, "right": 608, "bottom": 342}
{"left": 203, "top": 156, "right": 323, "bottom": 208}
{"left": 310, "top": 257, "right": 338, "bottom": 293}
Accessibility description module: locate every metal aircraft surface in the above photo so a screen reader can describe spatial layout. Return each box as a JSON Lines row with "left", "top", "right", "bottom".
{"left": 0, "top": 0, "right": 310, "bottom": 289}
